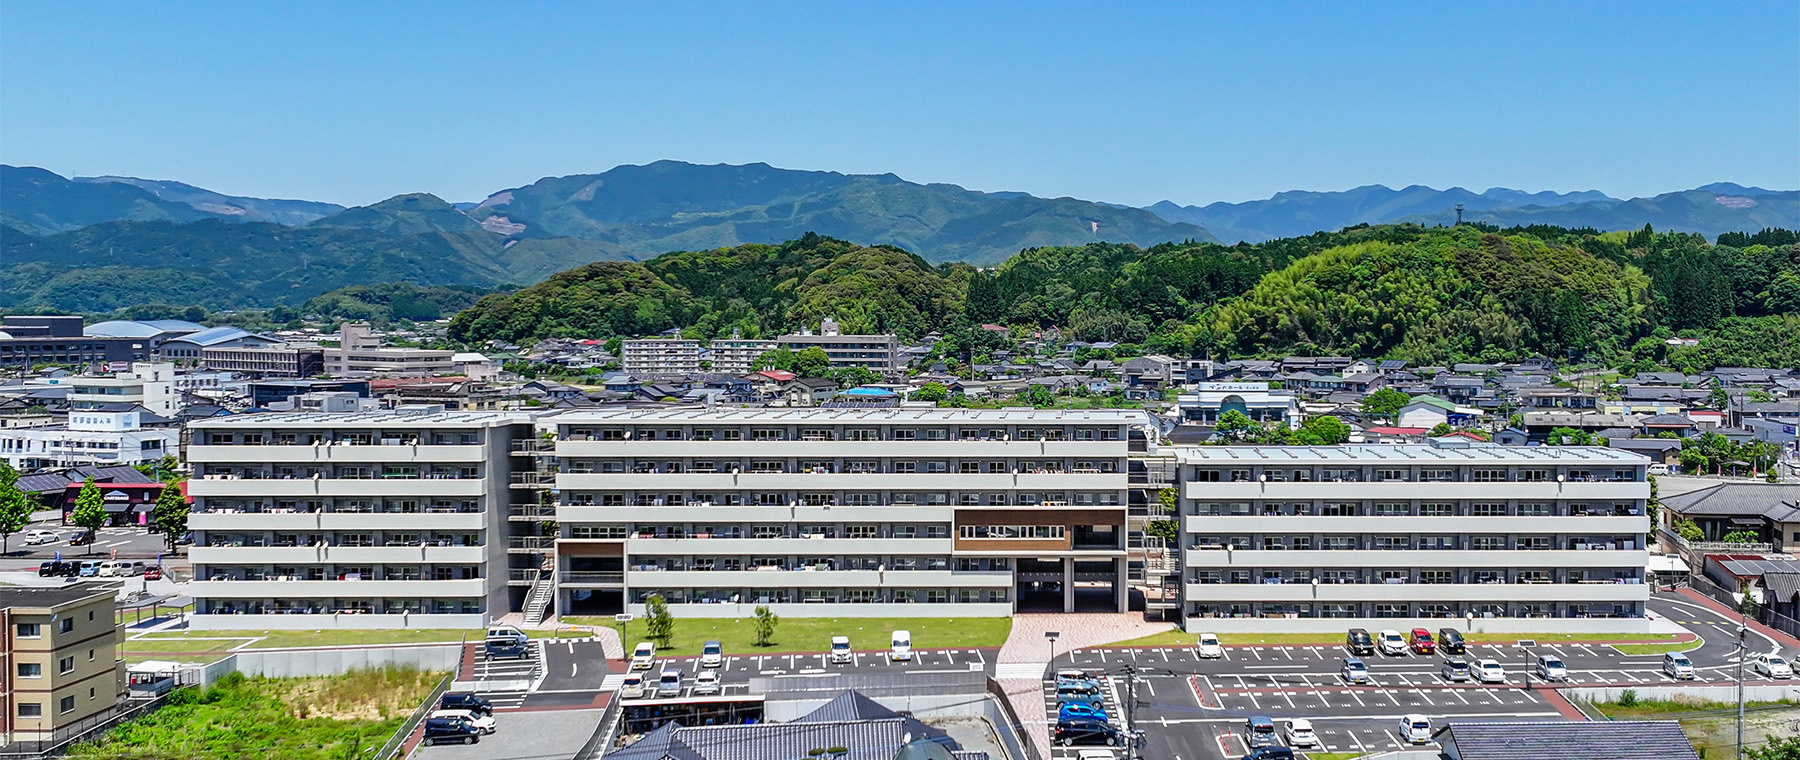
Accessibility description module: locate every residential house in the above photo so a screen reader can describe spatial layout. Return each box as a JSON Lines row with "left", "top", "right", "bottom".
{"left": 1639, "top": 414, "right": 1697, "bottom": 438}
{"left": 1606, "top": 437, "right": 1682, "bottom": 466}
{"left": 1660, "top": 483, "right": 1800, "bottom": 552}
{"left": 779, "top": 378, "right": 840, "bottom": 406}
{"left": 1119, "top": 354, "right": 1179, "bottom": 387}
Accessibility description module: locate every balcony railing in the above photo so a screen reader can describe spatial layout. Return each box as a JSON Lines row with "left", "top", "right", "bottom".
{"left": 561, "top": 571, "right": 625, "bottom": 584}
{"left": 507, "top": 536, "right": 553, "bottom": 550}
{"left": 507, "top": 504, "right": 556, "bottom": 520}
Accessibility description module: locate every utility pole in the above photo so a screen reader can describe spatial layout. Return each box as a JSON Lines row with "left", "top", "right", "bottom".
{"left": 1122, "top": 662, "right": 1138, "bottom": 760}
{"left": 1736, "top": 612, "right": 1747, "bottom": 760}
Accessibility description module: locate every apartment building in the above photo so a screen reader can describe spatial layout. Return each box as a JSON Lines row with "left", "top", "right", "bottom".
{"left": 543, "top": 407, "right": 1149, "bottom": 619}
{"left": 201, "top": 345, "right": 325, "bottom": 377}
{"left": 185, "top": 409, "right": 541, "bottom": 630}
{"left": 0, "top": 585, "right": 124, "bottom": 743}
{"left": 621, "top": 339, "right": 702, "bottom": 377}
{"left": 67, "top": 362, "right": 179, "bottom": 418}
{"left": 777, "top": 319, "right": 897, "bottom": 375}
{"left": 324, "top": 323, "right": 455, "bottom": 378}
{"left": 707, "top": 338, "right": 778, "bottom": 376}
{"left": 0, "top": 408, "right": 178, "bottom": 471}
{"left": 1176, "top": 440, "right": 1652, "bottom": 633}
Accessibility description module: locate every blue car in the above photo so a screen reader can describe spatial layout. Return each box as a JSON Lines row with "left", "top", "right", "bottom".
{"left": 1058, "top": 701, "right": 1108, "bottom": 723}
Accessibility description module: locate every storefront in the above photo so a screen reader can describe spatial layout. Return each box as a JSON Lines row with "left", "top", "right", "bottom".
{"left": 61, "top": 481, "right": 165, "bottom": 527}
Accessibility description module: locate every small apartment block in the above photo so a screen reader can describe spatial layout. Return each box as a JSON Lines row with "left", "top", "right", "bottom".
{"left": 545, "top": 408, "right": 1152, "bottom": 618}
{"left": 0, "top": 585, "right": 124, "bottom": 742}
{"left": 1177, "top": 440, "right": 1653, "bottom": 633}
{"left": 185, "top": 410, "right": 540, "bottom": 630}
{"left": 621, "top": 339, "right": 703, "bottom": 377}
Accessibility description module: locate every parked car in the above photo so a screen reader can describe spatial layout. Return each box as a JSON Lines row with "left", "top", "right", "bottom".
{"left": 1195, "top": 632, "right": 1224, "bottom": 659}
{"left": 142, "top": 565, "right": 163, "bottom": 580}
{"left": 1074, "top": 751, "right": 1119, "bottom": 760}
{"left": 428, "top": 709, "right": 495, "bottom": 735}
{"left": 1753, "top": 654, "right": 1793, "bottom": 679}
{"left": 97, "top": 561, "right": 123, "bottom": 577}
{"left": 829, "top": 635, "right": 852, "bottom": 664}
{"left": 1243, "top": 716, "right": 1277, "bottom": 748}
{"left": 439, "top": 692, "right": 492, "bottom": 716}
{"left": 1378, "top": 629, "right": 1408, "bottom": 656}
{"left": 1055, "top": 669, "right": 1101, "bottom": 689}
{"left": 1440, "top": 657, "right": 1471, "bottom": 682}
{"left": 1341, "top": 657, "right": 1371, "bottom": 685}
{"left": 421, "top": 715, "right": 481, "bottom": 746}
{"left": 116, "top": 561, "right": 147, "bottom": 576}
{"left": 890, "top": 629, "right": 913, "bottom": 662}
{"left": 77, "top": 561, "right": 102, "bottom": 577}
{"left": 1535, "top": 655, "right": 1569, "bottom": 682}
{"left": 485, "top": 625, "right": 527, "bottom": 646}
{"left": 691, "top": 670, "right": 722, "bottom": 695}
{"left": 630, "top": 642, "right": 656, "bottom": 670}
{"left": 1662, "top": 653, "right": 1697, "bottom": 680}
{"left": 1243, "top": 749, "right": 1295, "bottom": 760}
{"left": 68, "top": 532, "right": 93, "bottom": 547}
{"left": 1283, "top": 718, "right": 1319, "bottom": 748}
{"left": 484, "top": 640, "right": 529, "bottom": 660}
{"left": 1054, "top": 718, "right": 1126, "bottom": 747}
{"left": 1409, "top": 628, "right": 1435, "bottom": 655}
{"left": 38, "top": 561, "right": 75, "bottom": 577}
{"left": 619, "top": 673, "right": 648, "bottom": 699}
{"left": 1346, "top": 628, "right": 1375, "bottom": 656}
{"left": 701, "top": 640, "right": 724, "bottom": 668}
{"left": 1397, "top": 714, "right": 1432, "bottom": 744}
{"left": 23, "top": 530, "right": 59, "bottom": 546}
{"left": 1437, "top": 627, "right": 1466, "bottom": 655}
{"left": 1648, "top": 463, "right": 1671, "bottom": 475}
{"left": 1058, "top": 701, "right": 1108, "bottom": 723}
{"left": 1473, "top": 659, "right": 1507, "bottom": 684}
{"left": 1055, "top": 683, "right": 1105, "bottom": 708}
{"left": 655, "top": 668, "right": 683, "bottom": 698}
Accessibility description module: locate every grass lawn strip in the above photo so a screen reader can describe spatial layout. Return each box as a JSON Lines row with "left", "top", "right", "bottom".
{"left": 1611, "top": 636, "right": 1704, "bottom": 655}
{"left": 562, "top": 615, "right": 1012, "bottom": 655}
{"left": 1106, "top": 630, "right": 1687, "bottom": 648}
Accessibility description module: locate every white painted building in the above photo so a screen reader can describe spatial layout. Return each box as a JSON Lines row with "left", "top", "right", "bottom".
{"left": 66, "top": 362, "right": 179, "bottom": 418}
{"left": 184, "top": 410, "right": 541, "bottom": 630}
{"left": 1176, "top": 382, "right": 1301, "bottom": 430}
{"left": 323, "top": 322, "right": 456, "bottom": 378}
{"left": 1177, "top": 440, "right": 1652, "bottom": 633}
{"left": 0, "top": 408, "right": 178, "bottom": 471}
{"left": 621, "top": 339, "right": 702, "bottom": 377}
{"left": 543, "top": 407, "right": 1152, "bottom": 619}
{"left": 707, "top": 338, "right": 779, "bottom": 375}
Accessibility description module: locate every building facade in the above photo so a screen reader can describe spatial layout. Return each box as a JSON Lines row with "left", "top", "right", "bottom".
{"left": 0, "top": 585, "right": 125, "bottom": 743}
{"left": 66, "top": 363, "right": 179, "bottom": 418}
{"left": 201, "top": 345, "right": 325, "bottom": 377}
{"left": 621, "top": 339, "right": 702, "bottom": 377}
{"left": 185, "top": 410, "right": 541, "bottom": 630}
{"left": 323, "top": 323, "right": 455, "bottom": 378}
{"left": 544, "top": 408, "right": 1149, "bottom": 619}
{"left": 0, "top": 317, "right": 149, "bottom": 369}
{"left": 707, "top": 339, "right": 778, "bottom": 376}
{"left": 1176, "top": 441, "right": 1652, "bottom": 633}
{"left": 777, "top": 319, "right": 898, "bottom": 375}
{"left": 0, "top": 409, "right": 178, "bottom": 471}
{"left": 1176, "top": 382, "right": 1301, "bottom": 430}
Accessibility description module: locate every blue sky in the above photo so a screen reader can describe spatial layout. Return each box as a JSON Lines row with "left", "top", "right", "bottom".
{"left": 3, "top": 2, "right": 1795, "bottom": 207}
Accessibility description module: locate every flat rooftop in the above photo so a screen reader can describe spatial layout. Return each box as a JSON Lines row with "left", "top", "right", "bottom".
{"left": 552, "top": 407, "right": 1153, "bottom": 424}
{"left": 1175, "top": 444, "right": 1648, "bottom": 464}
{"left": 0, "top": 584, "right": 115, "bottom": 610}
{"left": 191, "top": 410, "right": 539, "bottom": 428}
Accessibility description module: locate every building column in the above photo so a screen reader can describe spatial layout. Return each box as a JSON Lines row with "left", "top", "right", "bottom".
{"left": 1063, "top": 558, "right": 1075, "bottom": 613}
{"left": 1115, "top": 557, "right": 1128, "bottom": 613}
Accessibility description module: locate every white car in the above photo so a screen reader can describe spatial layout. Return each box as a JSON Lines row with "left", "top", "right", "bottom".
{"left": 618, "top": 673, "right": 648, "bottom": 699}
{"left": 1662, "top": 653, "right": 1696, "bottom": 680}
{"left": 890, "top": 629, "right": 913, "bottom": 662}
{"left": 1194, "top": 633, "right": 1223, "bottom": 659}
{"left": 1473, "top": 659, "right": 1507, "bottom": 684}
{"left": 700, "top": 640, "right": 724, "bottom": 668}
{"left": 1284, "top": 718, "right": 1319, "bottom": 748}
{"left": 655, "top": 668, "right": 683, "bottom": 698}
{"left": 1378, "top": 629, "right": 1408, "bottom": 656}
{"left": 829, "top": 635, "right": 852, "bottom": 664}
{"left": 23, "top": 530, "right": 59, "bottom": 546}
{"left": 430, "top": 709, "right": 496, "bottom": 734}
{"left": 691, "top": 670, "right": 722, "bottom": 695}
{"left": 630, "top": 642, "right": 656, "bottom": 670}
{"left": 1074, "top": 751, "right": 1119, "bottom": 760}
{"left": 1397, "top": 714, "right": 1431, "bottom": 744}
{"left": 1753, "top": 654, "right": 1794, "bottom": 679}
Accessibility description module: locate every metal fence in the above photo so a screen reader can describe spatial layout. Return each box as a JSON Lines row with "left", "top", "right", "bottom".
{"left": 374, "top": 670, "right": 454, "bottom": 760}
{"left": 1686, "top": 575, "right": 1800, "bottom": 639}
{"left": 570, "top": 694, "right": 624, "bottom": 760}
{"left": 0, "top": 694, "right": 172, "bottom": 759}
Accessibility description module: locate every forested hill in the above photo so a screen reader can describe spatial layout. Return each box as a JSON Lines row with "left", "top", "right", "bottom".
{"left": 449, "top": 225, "right": 1800, "bottom": 368}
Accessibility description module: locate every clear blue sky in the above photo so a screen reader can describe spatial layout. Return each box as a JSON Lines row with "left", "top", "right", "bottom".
{"left": 3, "top": 2, "right": 1795, "bottom": 208}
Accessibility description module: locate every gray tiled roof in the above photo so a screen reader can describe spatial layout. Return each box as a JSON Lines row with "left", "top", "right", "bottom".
{"left": 1435, "top": 720, "right": 1697, "bottom": 760}
{"left": 1764, "top": 572, "right": 1800, "bottom": 603}
{"left": 604, "top": 691, "right": 973, "bottom": 760}
{"left": 1660, "top": 483, "right": 1800, "bottom": 521}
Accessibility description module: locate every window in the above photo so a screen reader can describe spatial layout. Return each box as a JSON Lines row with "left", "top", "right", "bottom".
{"left": 1419, "top": 502, "right": 1453, "bottom": 516}
{"left": 1470, "top": 536, "right": 1505, "bottom": 550}
{"left": 1420, "top": 469, "right": 1454, "bottom": 482}
{"left": 59, "top": 696, "right": 74, "bottom": 714}
{"left": 1374, "top": 502, "right": 1408, "bottom": 516}
{"left": 58, "top": 656, "right": 74, "bottom": 675}
{"left": 16, "top": 623, "right": 39, "bottom": 638}
{"left": 17, "top": 703, "right": 40, "bottom": 718}
{"left": 1374, "top": 469, "right": 1406, "bottom": 482}
{"left": 1420, "top": 570, "right": 1454, "bottom": 584}
{"left": 1473, "top": 469, "right": 1507, "bottom": 482}
{"left": 87, "top": 648, "right": 94, "bottom": 662}
{"left": 1471, "top": 502, "right": 1507, "bottom": 516}
{"left": 1520, "top": 469, "right": 1550, "bottom": 482}
{"left": 1193, "top": 470, "right": 1222, "bottom": 483}
{"left": 16, "top": 663, "right": 40, "bottom": 678}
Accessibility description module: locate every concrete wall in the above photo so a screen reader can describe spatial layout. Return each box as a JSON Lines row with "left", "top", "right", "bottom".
{"left": 1183, "top": 617, "right": 1652, "bottom": 635}
{"left": 633, "top": 601, "right": 1015, "bottom": 618}
{"left": 184, "top": 645, "right": 462, "bottom": 688}
{"left": 1565, "top": 684, "right": 1800, "bottom": 703}
{"left": 187, "top": 612, "right": 483, "bottom": 630}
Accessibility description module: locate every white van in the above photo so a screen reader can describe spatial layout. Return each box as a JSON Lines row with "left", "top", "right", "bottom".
{"left": 618, "top": 673, "right": 648, "bottom": 699}
{"left": 889, "top": 630, "right": 913, "bottom": 662}
{"left": 97, "top": 561, "right": 124, "bottom": 577}
{"left": 485, "top": 625, "right": 527, "bottom": 645}
{"left": 829, "top": 636, "right": 852, "bottom": 664}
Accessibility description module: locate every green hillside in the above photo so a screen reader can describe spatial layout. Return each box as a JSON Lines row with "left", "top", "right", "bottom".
{"left": 1, "top": 165, "right": 230, "bottom": 232}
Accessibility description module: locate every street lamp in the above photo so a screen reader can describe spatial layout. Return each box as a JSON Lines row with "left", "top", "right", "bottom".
{"left": 1045, "top": 630, "right": 1060, "bottom": 668}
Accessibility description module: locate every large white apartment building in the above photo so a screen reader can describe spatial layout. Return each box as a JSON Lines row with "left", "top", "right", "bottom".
{"left": 707, "top": 338, "right": 779, "bottom": 375}
{"left": 621, "top": 339, "right": 702, "bottom": 377}
{"left": 66, "top": 362, "right": 179, "bottom": 418}
{"left": 543, "top": 407, "right": 1153, "bottom": 619}
{"left": 184, "top": 410, "right": 541, "bottom": 630}
{"left": 777, "top": 318, "right": 898, "bottom": 375}
{"left": 1176, "top": 440, "right": 1652, "bottom": 633}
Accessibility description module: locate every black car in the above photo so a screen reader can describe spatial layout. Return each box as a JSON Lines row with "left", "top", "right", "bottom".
{"left": 1054, "top": 718, "right": 1126, "bottom": 747}
{"left": 67, "top": 532, "right": 93, "bottom": 547}
{"left": 484, "top": 640, "right": 529, "bottom": 660}
{"left": 1346, "top": 628, "right": 1375, "bottom": 656}
{"left": 439, "top": 692, "right": 493, "bottom": 716}
{"left": 422, "top": 716, "right": 481, "bottom": 746}
{"left": 37, "top": 561, "right": 77, "bottom": 578}
{"left": 1244, "top": 748, "right": 1296, "bottom": 760}
{"left": 1437, "top": 627, "right": 1466, "bottom": 655}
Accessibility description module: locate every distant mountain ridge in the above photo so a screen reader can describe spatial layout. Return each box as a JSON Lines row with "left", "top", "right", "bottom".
{"left": 73, "top": 175, "right": 344, "bottom": 225}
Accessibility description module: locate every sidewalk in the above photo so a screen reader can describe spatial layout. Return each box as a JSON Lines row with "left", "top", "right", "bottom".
{"left": 1676, "top": 588, "right": 1800, "bottom": 650}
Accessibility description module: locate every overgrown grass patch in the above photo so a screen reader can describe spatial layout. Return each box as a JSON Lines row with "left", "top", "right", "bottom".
{"left": 562, "top": 615, "right": 1011, "bottom": 654}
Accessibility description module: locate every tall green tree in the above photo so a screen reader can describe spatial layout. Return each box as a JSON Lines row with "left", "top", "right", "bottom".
{"left": 1214, "top": 410, "right": 1259, "bottom": 442}
{"left": 1747, "top": 734, "right": 1800, "bottom": 760}
{"left": 643, "top": 594, "right": 674, "bottom": 649}
{"left": 149, "top": 482, "right": 189, "bottom": 552}
{"left": 753, "top": 605, "right": 779, "bottom": 648}
{"left": 69, "top": 478, "right": 108, "bottom": 555}
{"left": 1299, "top": 415, "right": 1352, "bottom": 445}
{"left": 0, "top": 463, "right": 33, "bottom": 555}
{"left": 912, "top": 382, "right": 949, "bottom": 403}
{"left": 1360, "top": 389, "right": 1411, "bottom": 422}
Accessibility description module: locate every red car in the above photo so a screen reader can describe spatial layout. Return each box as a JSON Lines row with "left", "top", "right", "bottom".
{"left": 142, "top": 566, "right": 163, "bottom": 580}
{"left": 1409, "top": 628, "right": 1435, "bottom": 654}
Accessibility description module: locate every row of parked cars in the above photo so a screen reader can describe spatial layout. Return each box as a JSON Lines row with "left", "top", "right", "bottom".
{"left": 37, "top": 560, "right": 160, "bottom": 578}
{"left": 1052, "top": 669, "right": 1138, "bottom": 749}
{"left": 422, "top": 692, "right": 496, "bottom": 746}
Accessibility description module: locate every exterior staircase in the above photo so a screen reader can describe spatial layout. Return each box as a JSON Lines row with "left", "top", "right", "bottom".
{"left": 522, "top": 572, "right": 555, "bottom": 626}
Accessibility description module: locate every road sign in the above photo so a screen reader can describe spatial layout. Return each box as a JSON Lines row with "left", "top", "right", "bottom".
{"left": 615, "top": 613, "right": 635, "bottom": 623}
{"left": 1044, "top": 631, "right": 1060, "bottom": 640}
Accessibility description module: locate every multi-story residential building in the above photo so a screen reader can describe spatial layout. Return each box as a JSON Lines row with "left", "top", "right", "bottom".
{"left": 0, "top": 585, "right": 124, "bottom": 742}
{"left": 777, "top": 319, "right": 897, "bottom": 375}
{"left": 0, "top": 316, "right": 150, "bottom": 369}
{"left": 323, "top": 323, "right": 455, "bottom": 378}
{"left": 185, "top": 409, "right": 542, "bottom": 630}
{"left": 200, "top": 345, "right": 325, "bottom": 377}
{"left": 622, "top": 339, "right": 702, "bottom": 377}
{"left": 1176, "top": 440, "right": 1652, "bottom": 633}
{"left": 707, "top": 337, "right": 778, "bottom": 376}
{"left": 66, "top": 363, "right": 179, "bottom": 418}
{"left": 1176, "top": 382, "right": 1301, "bottom": 430}
{"left": 544, "top": 408, "right": 1151, "bottom": 619}
{"left": 0, "top": 408, "right": 178, "bottom": 471}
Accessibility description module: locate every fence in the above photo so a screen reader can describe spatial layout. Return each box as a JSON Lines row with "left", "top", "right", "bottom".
{"left": 374, "top": 671, "right": 454, "bottom": 760}
{"left": 0, "top": 693, "right": 172, "bottom": 759}
{"left": 1686, "top": 575, "right": 1800, "bottom": 638}
{"left": 569, "top": 694, "right": 625, "bottom": 760}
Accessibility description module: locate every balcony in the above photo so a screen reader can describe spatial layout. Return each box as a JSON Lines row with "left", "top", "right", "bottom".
{"left": 190, "top": 578, "right": 487, "bottom": 597}
{"left": 621, "top": 536, "right": 954, "bottom": 554}
{"left": 559, "top": 571, "right": 625, "bottom": 586}
{"left": 187, "top": 444, "right": 487, "bottom": 464}
{"left": 1183, "top": 514, "right": 1645, "bottom": 535}
{"left": 189, "top": 510, "right": 487, "bottom": 531}
{"left": 190, "top": 544, "right": 485, "bottom": 564}
{"left": 189, "top": 477, "right": 487, "bottom": 498}
{"left": 1182, "top": 480, "right": 1648, "bottom": 501}
{"left": 507, "top": 536, "right": 553, "bottom": 553}
{"left": 553, "top": 439, "right": 1124, "bottom": 458}
{"left": 622, "top": 568, "right": 1010, "bottom": 589}
{"left": 508, "top": 504, "right": 557, "bottom": 521}
{"left": 555, "top": 503, "right": 956, "bottom": 524}
{"left": 1183, "top": 548, "right": 1649, "bottom": 569}
{"left": 1182, "top": 581, "right": 1650, "bottom": 604}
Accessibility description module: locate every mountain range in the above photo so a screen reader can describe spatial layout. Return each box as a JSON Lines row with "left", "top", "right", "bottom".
{"left": 0, "top": 161, "right": 1793, "bottom": 312}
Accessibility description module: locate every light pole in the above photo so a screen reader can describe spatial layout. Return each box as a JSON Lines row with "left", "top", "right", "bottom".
{"left": 1736, "top": 613, "right": 1748, "bottom": 759}
{"left": 1045, "top": 630, "right": 1060, "bottom": 669}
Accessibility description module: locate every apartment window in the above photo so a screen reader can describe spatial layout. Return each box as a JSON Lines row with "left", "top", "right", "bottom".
{"left": 1322, "top": 604, "right": 1357, "bottom": 618}
{"left": 959, "top": 494, "right": 980, "bottom": 506}
{"left": 58, "top": 618, "right": 73, "bottom": 634}
{"left": 58, "top": 656, "right": 73, "bottom": 675}
{"left": 1517, "top": 503, "right": 1552, "bottom": 517}
{"left": 1420, "top": 536, "right": 1456, "bottom": 550}
{"left": 1471, "top": 503, "right": 1507, "bottom": 517}
{"left": 1516, "top": 536, "right": 1550, "bottom": 551}
{"left": 1374, "top": 469, "right": 1406, "bottom": 482}
{"left": 846, "top": 525, "right": 878, "bottom": 539}
{"left": 1420, "top": 570, "right": 1454, "bottom": 584}
{"left": 924, "top": 461, "right": 948, "bottom": 473}
{"left": 1520, "top": 469, "right": 1550, "bottom": 482}
{"left": 1193, "top": 470, "right": 1222, "bottom": 483}
{"left": 1320, "top": 502, "right": 1358, "bottom": 517}
{"left": 1473, "top": 469, "right": 1507, "bottom": 482}
{"left": 16, "top": 663, "right": 40, "bottom": 678}
{"left": 17, "top": 703, "right": 40, "bottom": 718}
{"left": 959, "top": 462, "right": 980, "bottom": 473}
{"left": 1320, "top": 536, "right": 1356, "bottom": 550}
{"left": 59, "top": 696, "right": 74, "bottom": 714}
{"left": 16, "top": 623, "right": 38, "bottom": 638}
{"left": 1375, "top": 536, "right": 1410, "bottom": 550}
{"left": 925, "top": 429, "right": 948, "bottom": 440}
{"left": 1373, "top": 502, "right": 1408, "bottom": 516}
{"left": 1374, "top": 604, "right": 1408, "bottom": 618}
{"left": 1291, "top": 469, "right": 1313, "bottom": 482}
{"left": 1470, "top": 536, "right": 1505, "bottom": 550}
{"left": 925, "top": 590, "right": 948, "bottom": 604}
{"left": 1229, "top": 469, "right": 1251, "bottom": 482}
{"left": 845, "top": 429, "right": 878, "bottom": 441}
{"left": 844, "top": 493, "right": 877, "bottom": 506}
{"left": 894, "top": 461, "right": 917, "bottom": 474}
{"left": 1420, "top": 469, "right": 1454, "bottom": 482}
{"left": 1419, "top": 502, "right": 1453, "bottom": 516}
{"left": 723, "top": 429, "right": 742, "bottom": 441}
{"left": 692, "top": 429, "right": 714, "bottom": 441}
{"left": 752, "top": 429, "right": 784, "bottom": 441}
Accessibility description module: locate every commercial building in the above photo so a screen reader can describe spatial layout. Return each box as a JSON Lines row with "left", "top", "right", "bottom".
{"left": 323, "top": 323, "right": 455, "bottom": 378}
{"left": 83, "top": 319, "right": 205, "bottom": 353}
{"left": 777, "top": 319, "right": 898, "bottom": 375}
{"left": 66, "top": 363, "right": 179, "bottom": 418}
{"left": 247, "top": 379, "right": 371, "bottom": 409}
{"left": 1176, "top": 382, "right": 1301, "bottom": 430}
{"left": 544, "top": 407, "right": 1150, "bottom": 619}
{"left": 706, "top": 337, "right": 778, "bottom": 376}
{"left": 0, "top": 408, "right": 179, "bottom": 471}
{"left": 0, "top": 317, "right": 149, "bottom": 369}
{"left": 185, "top": 409, "right": 541, "bottom": 630}
{"left": 1176, "top": 440, "right": 1652, "bottom": 633}
{"left": 200, "top": 345, "right": 325, "bottom": 377}
{"left": 156, "top": 327, "right": 284, "bottom": 365}
{"left": 621, "top": 339, "right": 702, "bottom": 377}
{"left": 0, "top": 585, "right": 125, "bottom": 743}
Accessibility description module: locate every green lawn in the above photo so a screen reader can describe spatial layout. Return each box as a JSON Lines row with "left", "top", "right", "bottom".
{"left": 1593, "top": 695, "right": 1792, "bottom": 719}
{"left": 562, "top": 615, "right": 1012, "bottom": 655}
{"left": 118, "top": 638, "right": 248, "bottom": 656}
{"left": 1108, "top": 630, "right": 1687, "bottom": 648}
{"left": 1613, "top": 637, "right": 1702, "bottom": 655}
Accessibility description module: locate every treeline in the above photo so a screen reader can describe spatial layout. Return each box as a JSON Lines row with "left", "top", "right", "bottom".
{"left": 446, "top": 224, "right": 1800, "bottom": 368}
